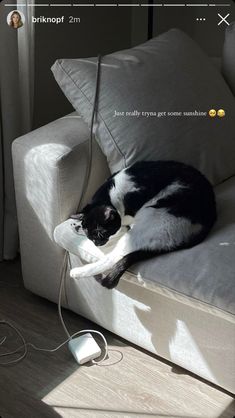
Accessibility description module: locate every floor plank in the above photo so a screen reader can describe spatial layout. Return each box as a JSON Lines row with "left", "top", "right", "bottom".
{"left": 0, "top": 258, "right": 234, "bottom": 418}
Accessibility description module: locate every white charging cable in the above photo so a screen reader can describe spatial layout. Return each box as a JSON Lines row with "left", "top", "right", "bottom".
{"left": 0, "top": 55, "right": 110, "bottom": 366}
{"left": 57, "top": 250, "right": 108, "bottom": 365}
{"left": 0, "top": 319, "right": 107, "bottom": 366}
{"left": 56, "top": 54, "right": 109, "bottom": 364}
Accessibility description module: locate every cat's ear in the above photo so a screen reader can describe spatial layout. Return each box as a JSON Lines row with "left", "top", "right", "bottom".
{"left": 70, "top": 204, "right": 92, "bottom": 220}
{"left": 104, "top": 206, "right": 117, "bottom": 221}
{"left": 70, "top": 213, "right": 84, "bottom": 221}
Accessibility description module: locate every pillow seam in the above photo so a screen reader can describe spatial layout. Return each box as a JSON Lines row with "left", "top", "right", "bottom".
{"left": 56, "top": 60, "right": 127, "bottom": 167}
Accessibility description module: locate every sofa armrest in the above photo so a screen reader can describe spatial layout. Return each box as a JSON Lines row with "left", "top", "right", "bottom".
{"left": 12, "top": 112, "right": 110, "bottom": 301}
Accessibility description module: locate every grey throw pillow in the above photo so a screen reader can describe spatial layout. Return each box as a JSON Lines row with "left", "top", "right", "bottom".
{"left": 222, "top": 22, "right": 235, "bottom": 96}
{"left": 52, "top": 29, "right": 235, "bottom": 185}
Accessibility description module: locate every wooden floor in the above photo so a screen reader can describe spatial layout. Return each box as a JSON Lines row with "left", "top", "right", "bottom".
{"left": 0, "top": 258, "right": 234, "bottom": 418}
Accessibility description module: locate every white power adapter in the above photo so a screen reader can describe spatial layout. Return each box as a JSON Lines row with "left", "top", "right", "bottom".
{"left": 68, "top": 333, "right": 102, "bottom": 364}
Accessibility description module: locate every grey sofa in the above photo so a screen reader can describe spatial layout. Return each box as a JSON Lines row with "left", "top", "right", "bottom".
{"left": 12, "top": 28, "right": 235, "bottom": 393}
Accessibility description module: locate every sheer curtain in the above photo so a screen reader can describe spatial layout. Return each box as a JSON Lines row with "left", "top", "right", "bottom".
{"left": 0, "top": 0, "right": 34, "bottom": 260}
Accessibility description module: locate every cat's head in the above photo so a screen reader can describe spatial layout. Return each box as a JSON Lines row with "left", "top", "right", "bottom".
{"left": 71, "top": 204, "right": 121, "bottom": 246}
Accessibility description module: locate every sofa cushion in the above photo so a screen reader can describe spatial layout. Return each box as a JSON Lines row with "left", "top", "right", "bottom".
{"left": 54, "top": 176, "right": 235, "bottom": 316}
{"left": 51, "top": 28, "right": 235, "bottom": 185}
{"left": 222, "top": 22, "right": 235, "bottom": 96}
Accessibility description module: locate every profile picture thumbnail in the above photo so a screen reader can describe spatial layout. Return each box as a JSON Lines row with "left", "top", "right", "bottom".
{"left": 7, "top": 10, "right": 25, "bottom": 29}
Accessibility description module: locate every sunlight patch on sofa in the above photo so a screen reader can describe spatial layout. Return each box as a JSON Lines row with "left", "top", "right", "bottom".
{"left": 24, "top": 144, "right": 71, "bottom": 238}
{"left": 169, "top": 319, "right": 216, "bottom": 383}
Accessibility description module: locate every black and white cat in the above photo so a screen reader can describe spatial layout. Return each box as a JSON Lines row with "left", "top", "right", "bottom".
{"left": 70, "top": 160, "right": 216, "bottom": 289}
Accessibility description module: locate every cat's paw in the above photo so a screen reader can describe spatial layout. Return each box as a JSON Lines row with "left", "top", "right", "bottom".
{"left": 95, "top": 273, "right": 120, "bottom": 289}
{"left": 94, "top": 274, "right": 103, "bottom": 284}
{"left": 70, "top": 268, "right": 81, "bottom": 279}
{"left": 70, "top": 266, "right": 93, "bottom": 278}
